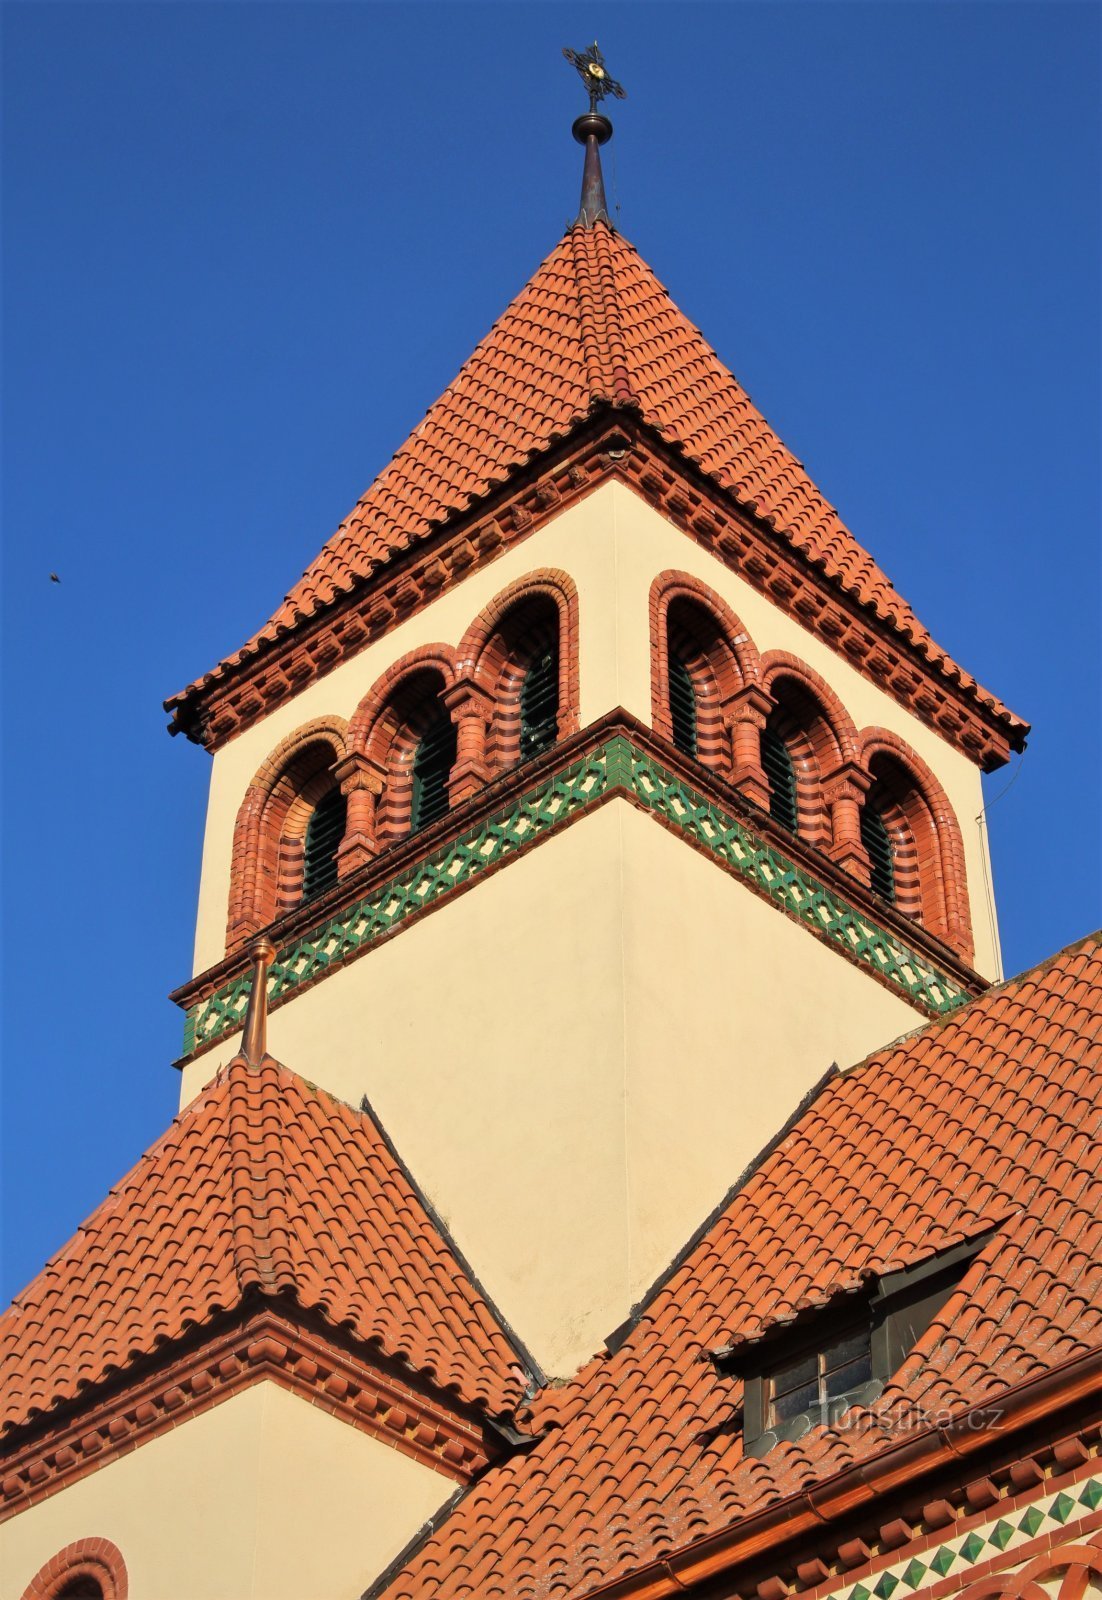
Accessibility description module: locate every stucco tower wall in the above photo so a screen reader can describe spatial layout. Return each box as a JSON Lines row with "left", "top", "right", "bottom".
{"left": 181, "top": 800, "right": 922, "bottom": 1378}
{"left": 191, "top": 482, "right": 1001, "bottom": 987}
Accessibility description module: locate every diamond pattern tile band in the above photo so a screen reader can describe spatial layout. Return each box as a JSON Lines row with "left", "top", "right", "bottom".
{"left": 182, "top": 735, "right": 972, "bottom": 1059}
{"left": 832, "top": 1476, "right": 1102, "bottom": 1600}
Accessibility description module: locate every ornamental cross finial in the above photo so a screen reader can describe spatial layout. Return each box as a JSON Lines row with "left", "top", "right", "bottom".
{"left": 563, "top": 42, "right": 626, "bottom": 113}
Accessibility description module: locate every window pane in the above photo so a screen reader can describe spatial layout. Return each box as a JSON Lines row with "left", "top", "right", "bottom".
{"left": 302, "top": 787, "right": 346, "bottom": 903}
{"left": 770, "top": 1352, "right": 817, "bottom": 1396}
{"left": 822, "top": 1328, "right": 869, "bottom": 1372}
{"left": 823, "top": 1352, "right": 873, "bottom": 1399}
{"left": 771, "top": 1380, "right": 819, "bottom": 1423}
{"left": 410, "top": 709, "right": 457, "bottom": 832}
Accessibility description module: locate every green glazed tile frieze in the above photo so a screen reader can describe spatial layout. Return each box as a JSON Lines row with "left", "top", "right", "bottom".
{"left": 824, "top": 1474, "right": 1101, "bottom": 1600}
{"left": 182, "top": 734, "right": 971, "bottom": 1058}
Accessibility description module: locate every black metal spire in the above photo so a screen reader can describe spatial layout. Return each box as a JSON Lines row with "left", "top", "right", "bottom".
{"left": 563, "top": 43, "right": 625, "bottom": 228}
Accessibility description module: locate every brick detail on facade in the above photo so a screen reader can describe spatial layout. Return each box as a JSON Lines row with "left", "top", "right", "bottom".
{"left": 1, "top": 1311, "right": 497, "bottom": 1527}
{"left": 649, "top": 569, "right": 765, "bottom": 791}
{"left": 19, "top": 1537, "right": 128, "bottom": 1600}
{"left": 760, "top": 650, "right": 860, "bottom": 852}
{"left": 958, "top": 1530, "right": 1102, "bottom": 1600}
{"left": 223, "top": 575, "right": 582, "bottom": 953}
{"left": 349, "top": 646, "right": 458, "bottom": 848}
{"left": 169, "top": 423, "right": 1020, "bottom": 773}
{"left": 225, "top": 716, "right": 349, "bottom": 951}
{"left": 456, "top": 569, "right": 581, "bottom": 777}
{"left": 644, "top": 585, "right": 972, "bottom": 962}
{"left": 856, "top": 725, "right": 974, "bottom": 964}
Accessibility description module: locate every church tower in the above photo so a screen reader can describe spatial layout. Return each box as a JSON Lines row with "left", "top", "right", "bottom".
{"left": 165, "top": 68, "right": 1021, "bottom": 1383}
{"left": 3, "top": 51, "right": 1049, "bottom": 1600}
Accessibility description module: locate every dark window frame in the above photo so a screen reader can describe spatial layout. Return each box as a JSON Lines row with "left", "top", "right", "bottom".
{"left": 761, "top": 727, "right": 799, "bottom": 833}
{"left": 861, "top": 800, "right": 896, "bottom": 903}
{"left": 723, "top": 1233, "right": 993, "bottom": 1456}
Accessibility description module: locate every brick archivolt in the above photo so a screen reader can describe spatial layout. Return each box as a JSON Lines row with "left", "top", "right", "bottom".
{"left": 19, "top": 1537, "right": 128, "bottom": 1600}
{"left": 223, "top": 566, "right": 972, "bottom": 966}
{"left": 225, "top": 574, "right": 579, "bottom": 951}
{"left": 649, "top": 571, "right": 972, "bottom": 961}
{"left": 226, "top": 716, "right": 349, "bottom": 951}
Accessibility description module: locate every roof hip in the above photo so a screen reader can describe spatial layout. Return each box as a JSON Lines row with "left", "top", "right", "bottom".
{"left": 165, "top": 223, "right": 1026, "bottom": 754}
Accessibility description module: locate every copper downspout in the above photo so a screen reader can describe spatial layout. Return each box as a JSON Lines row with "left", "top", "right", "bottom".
{"left": 240, "top": 937, "right": 277, "bottom": 1065}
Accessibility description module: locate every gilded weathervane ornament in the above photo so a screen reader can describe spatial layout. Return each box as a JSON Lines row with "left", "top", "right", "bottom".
{"left": 562, "top": 42, "right": 626, "bottom": 112}
{"left": 563, "top": 43, "right": 623, "bottom": 228}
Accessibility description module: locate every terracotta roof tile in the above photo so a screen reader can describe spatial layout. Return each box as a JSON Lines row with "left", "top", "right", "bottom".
{"left": 167, "top": 224, "right": 1024, "bottom": 745}
{"left": 0, "top": 1058, "right": 528, "bottom": 1436}
{"left": 380, "top": 933, "right": 1102, "bottom": 1600}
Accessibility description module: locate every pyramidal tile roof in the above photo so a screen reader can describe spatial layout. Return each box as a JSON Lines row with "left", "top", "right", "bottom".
{"left": 0, "top": 1056, "right": 529, "bottom": 1438}
{"left": 379, "top": 933, "right": 1102, "bottom": 1600}
{"left": 167, "top": 223, "right": 1024, "bottom": 745}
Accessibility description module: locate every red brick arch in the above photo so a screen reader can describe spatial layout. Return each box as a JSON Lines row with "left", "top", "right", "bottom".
{"left": 456, "top": 570, "right": 580, "bottom": 773}
{"left": 20, "top": 1537, "right": 128, "bottom": 1600}
{"left": 760, "top": 651, "right": 859, "bottom": 846}
{"left": 959, "top": 1532, "right": 1102, "bottom": 1600}
{"left": 347, "top": 645, "right": 457, "bottom": 756}
{"left": 856, "top": 725, "right": 973, "bottom": 962}
{"left": 226, "top": 715, "right": 349, "bottom": 950}
{"left": 649, "top": 571, "right": 762, "bottom": 778}
{"left": 349, "top": 646, "right": 457, "bottom": 846}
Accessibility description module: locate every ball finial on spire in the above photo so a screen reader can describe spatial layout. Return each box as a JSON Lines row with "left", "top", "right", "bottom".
{"left": 562, "top": 42, "right": 625, "bottom": 228}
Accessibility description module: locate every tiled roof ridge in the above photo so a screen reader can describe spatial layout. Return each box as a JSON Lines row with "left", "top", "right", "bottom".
{"left": 166, "top": 222, "right": 1025, "bottom": 753}
{"left": 1, "top": 1051, "right": 529, "bottom": 1436}
{"left": 356, "top": 1086, "right": 545, "bottom": 1395}
{"left": 226, "top": 1055, "right": 297, "bottom": 1297}
{"left": 569, "top": 221, "right": 639, "bottom": 408}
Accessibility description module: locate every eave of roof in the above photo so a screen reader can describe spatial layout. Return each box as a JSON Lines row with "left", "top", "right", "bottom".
{"left": 165, "top": 222, "right": 1026, "bottom": 752}
{"left": 0, "top": 1055, "right": 531, "bottom": 1439}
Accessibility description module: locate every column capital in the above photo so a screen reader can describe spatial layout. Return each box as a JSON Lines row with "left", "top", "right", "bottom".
{"left": 442, "top": 675, "right": 494, "bottom": 721}
{"left": 333, "top": 752, "right": 385, "bottom": 796}
{"left": 723, "top": 682, "right": 775, "bottom": 731}
{"left": 822, "top": 760, "right": 872, "bottom": 806}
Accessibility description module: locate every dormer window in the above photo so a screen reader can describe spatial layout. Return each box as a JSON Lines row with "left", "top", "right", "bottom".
{"left": 301, "top": 786, "right": 346, "bottom": 904}
{"left": 766, "top": 1326, "right": 872, "bottom": 1427}
{"left": 719, "top": 1232, "right": 993, "bottom": 1456}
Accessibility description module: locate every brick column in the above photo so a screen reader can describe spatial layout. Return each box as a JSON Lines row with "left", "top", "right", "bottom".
{"left": 333, "top": 753, "right": 385, "bottom": 878}
{"left": 823, "top": 761, "right": 872, "bottom": 886}
{"left": 443, "top": 677, "right": 494, "bottom": 805}
{"left": 724, "top": 685, "right": 774, "bottom": 810}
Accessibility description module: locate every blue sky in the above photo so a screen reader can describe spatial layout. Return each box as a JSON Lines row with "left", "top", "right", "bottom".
{"left": 2, "top": 2, "right": 1099, "bottom": 1305}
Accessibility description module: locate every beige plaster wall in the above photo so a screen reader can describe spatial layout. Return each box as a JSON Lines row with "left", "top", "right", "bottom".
{"left": 192, "top": 480, "right": 1003, "bottom": 983}
{"left": 594, "top": 482, "right": 1003, "bottom": 979}
{"left": 191, "top": 486, "right": 627, "bottom": 976}
{"left": 1, "top": 1381, "right": 452, "bottom": 1600}
{"left": 181, "top": 800, "right": 921, "bottom": 1378}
